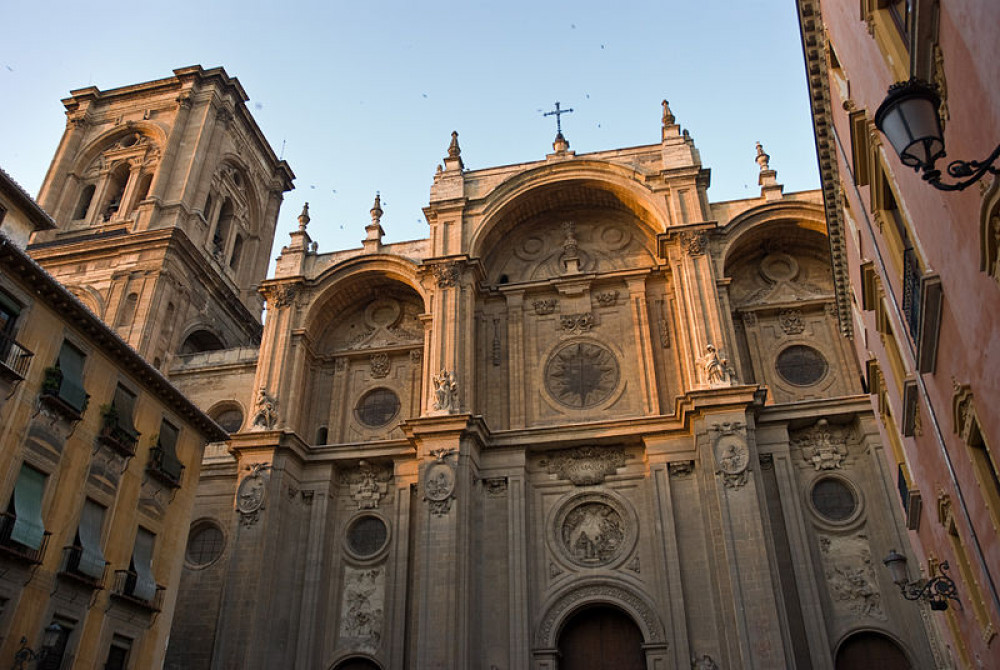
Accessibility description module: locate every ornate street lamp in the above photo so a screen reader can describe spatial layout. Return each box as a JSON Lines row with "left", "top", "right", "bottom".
{"left": 874, "top": 79, "right": 1000, "bottom": 191}
{"left": 883, "top": 549, "right": 962, "bottom": 611}
{"left": 11, "top": 623, "right": 62, "bottom": 670}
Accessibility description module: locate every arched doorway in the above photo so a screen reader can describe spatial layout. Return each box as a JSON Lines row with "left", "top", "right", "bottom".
{"left": 835, "top": 631, "right": 911, "bottom": 670}
{"left": 558, "top": 605, "right": 645, "bottom": 670}
{"left": 332, "top": 657, "right": 381, "bottom": 670}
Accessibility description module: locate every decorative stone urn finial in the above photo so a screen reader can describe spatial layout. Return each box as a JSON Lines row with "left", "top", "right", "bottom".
{"left": 297, "top": 202, "right": 310, "bottom": 231}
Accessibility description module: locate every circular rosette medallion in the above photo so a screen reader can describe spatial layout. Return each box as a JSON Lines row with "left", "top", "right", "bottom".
{"left": 552, "top": 493, "right": 636, "bottom": 569}
{"left": 544, "top": 341, "right": 620, "bottom": 408}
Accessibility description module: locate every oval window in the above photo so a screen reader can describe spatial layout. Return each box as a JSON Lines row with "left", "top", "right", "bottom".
{"left": 355, "top": 388, "right": 400, "bottom": 428}
{"left": 776, "top": 345, "right": 828, "bottom": 386}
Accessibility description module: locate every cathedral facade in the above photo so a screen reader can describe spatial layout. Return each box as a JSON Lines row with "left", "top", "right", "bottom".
{"left": 25, "top": 68, "right": 950, "bottom": 669}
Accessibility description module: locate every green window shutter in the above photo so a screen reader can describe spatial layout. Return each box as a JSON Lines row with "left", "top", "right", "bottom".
{"left": 131, "top": 528, "right": 157, "bottom": 602}
{"left": 112, "top": 385, "right": 138, "bottom": 436}
{"left": 156, "top": 421, "right": 184, "bottom": 481}
{"left": 76, "top": 499, "right": 107, "bottom": 579}
{"left": 56, "top": 341, "right": 88, "bottom": 412}
{"left": 11, "top": 465, "right": 46, "bottom": 549}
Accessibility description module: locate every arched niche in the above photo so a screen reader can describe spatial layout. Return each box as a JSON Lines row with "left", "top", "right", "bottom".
{"left": 722, "top": 211, "right": 850, "bottom": 400}
{"left": 65, "top": 124, "right": 165, "bottom": 226}
{"left": 474, "top": 177, "right": 662, "bottom": 284}
{"left": 180, "top": 328, "right": 226, "bottom": 355}
{"left": 303, "top": 267, "right": 426, "bottom": 445}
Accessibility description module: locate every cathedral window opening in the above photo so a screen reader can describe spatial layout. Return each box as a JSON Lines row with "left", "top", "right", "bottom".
{"left": 133, "top": 172, "right": 153, "bottom": 207}
{"left": 229, "top": 234, "right": 243, "bottom": 271}
{"left": 73, "top": 184, "right": 95, "bottom": 220}
{"left": 101, "top": 164, "right": 130, "bottom": 222}
{"left": 316, "top": 426, "right": 328, "bottom": 444}
{"left": 356, "top": 388, "right": 400, "bottom": 428}
{"left": 211, "top": 407, "right": 244, "bottom": 433}
{"left": 180, "top": 329, "right": 226, "bottom": 355}
{"left": 203, "top": 193, "right": 214, "bottom": 222}
{"left": 345, "top": 515, "right": 389, "bottom": 559}
{"left": 185, "top": 521, "right": 225, "bottom": 568}
{"left": 810, "top": 477, "right": 858, "bottom": 522}
{"left": 212, "top": 199, "right": 235, "bottom": 257}
{"left": 775, "top": 345, "right": 828, "bottom": 386}
{"left": 116, "top": 293, "right": 138, "bottom": 328}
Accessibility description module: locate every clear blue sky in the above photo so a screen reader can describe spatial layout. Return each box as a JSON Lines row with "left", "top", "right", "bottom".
{"left": 1, "top": 0, "right": 818, "bottom": 256}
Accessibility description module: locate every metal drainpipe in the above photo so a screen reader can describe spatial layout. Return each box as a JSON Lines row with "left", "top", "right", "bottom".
{"left": 831, "top": 125, "right": 1000, "bottom": 620}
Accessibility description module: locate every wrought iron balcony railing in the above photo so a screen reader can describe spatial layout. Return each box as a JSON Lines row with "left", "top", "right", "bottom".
{"left": 0, "top": 511, "right": 50, "bottom": 564}
{"left": 0, "top": 331, "right": 32, "bottom": 380}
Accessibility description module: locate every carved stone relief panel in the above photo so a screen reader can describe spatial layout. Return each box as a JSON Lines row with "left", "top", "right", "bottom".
{"left": 549, "top": 492, "right": 637, "bottom": 570}
{"left": 485, "top": 213, "right": 656, "bottom": 284}
{"left": 424, "top": 449, "right": 456, "bottom": 516}
{"left": 791, "top": 419, "right": 852, "bottom": 471}
{"left": 711, "top": 421, "right": 750, "bottom": 489}
{"left": 338, "top": 566, "right": 385, "bottom": 653}
{"left": 537, "top": 446, "right": 628, "bottom": 485}
{"left": 339, "top": 460, "right": 393, "bottom": 510}
{"left": 236, "top": 462, "right": 269, "bottom": 527}
{"left": 817, "top": 531, "right": 885, "bottom": 620}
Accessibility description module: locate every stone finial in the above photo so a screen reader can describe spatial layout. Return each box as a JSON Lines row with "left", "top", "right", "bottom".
{"left": 755, "top": 142, "right": 771, "bottom": 171}
{"left": 297, "top": 202, "right": 310, "bottom": 232}
{"left": 755, "top": 141, "right": 783, "bottom": 200}
{"left": 662, "top": 100, "right": 675, "bottom": 127}
{"left": 444, "top": 131, "right": 464, "bottom": 171}
{"left": 364, "top": 192, "right": 384, "bottom": 252}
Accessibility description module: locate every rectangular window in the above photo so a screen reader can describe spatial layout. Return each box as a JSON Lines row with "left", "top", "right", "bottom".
{"left": 149, "top": 419, "right": 184, "bottom": 485}
{"left": 5, "top": 464, "right": 47, "bottom": 550}
{"left": 73, "top": 499, "right": 107, "bottom": 580}
{"left": 37, "top": 619, "right": 73, "bottom": 670}
{"left": 130, "top": 527, "right": 157, "bottom": 602}
{"left": 104, "top": 635, "right": 132, "bottom": 670}
{"left": 110, "top": 384, "right": 139, "bottom": 437}
{"left": 51, "top": 340, "right": 88, "bottom": 413}
{"left": 849, "top": 111, "right": 871, "bottom": 186}
{"left": 0, "top": 290, "right": 31, "bottom": 379}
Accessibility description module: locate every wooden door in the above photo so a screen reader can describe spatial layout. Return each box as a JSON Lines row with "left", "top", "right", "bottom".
{"left": 558, "top": 605, "right": 645, "bottom": 670}
{"left": 835, "top": 632, "right": 911, "bottom": 670}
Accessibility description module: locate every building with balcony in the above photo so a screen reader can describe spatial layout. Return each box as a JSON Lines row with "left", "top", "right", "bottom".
{"left": 795, "top": 0, "right": 1000, "bottom": 665}
{"left": 0, "top": 168, "right": 226, "bottom": 669}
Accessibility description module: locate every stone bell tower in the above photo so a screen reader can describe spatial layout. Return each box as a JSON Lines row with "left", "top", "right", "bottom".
{"left": 29, "top": 66, "right": 294, "bottom": 370}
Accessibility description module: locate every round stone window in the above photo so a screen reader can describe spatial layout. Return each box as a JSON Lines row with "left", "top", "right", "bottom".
{"left": 356, "top": 388, "right": 400, "bottom": 427}
{"left": 186, "top": 521, "right": 225, "bottom": 567}
{"left": 346, "top": 515, "right": 389, "bottom": 558}
{"left": 811, "top": 478, "right": 857, "bottom": 522}
{"left": 213, "top": 407, "right": 244, "bottom": 433}
{"left": 544, "top": 341, "right": 620, "bottom": 408}
{"left": 776, "top": 345, "right": 828, "bottom": 386}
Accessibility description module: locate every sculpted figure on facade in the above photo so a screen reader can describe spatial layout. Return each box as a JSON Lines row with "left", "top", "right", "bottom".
{"left": 251, "top": 386, "right": 277, "bottom": 429}
{"left": 700, "top": 344, "right": 737, "bottom": 386}
{"left": 432, "top": 370, "right": 458, "bottom": 412}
